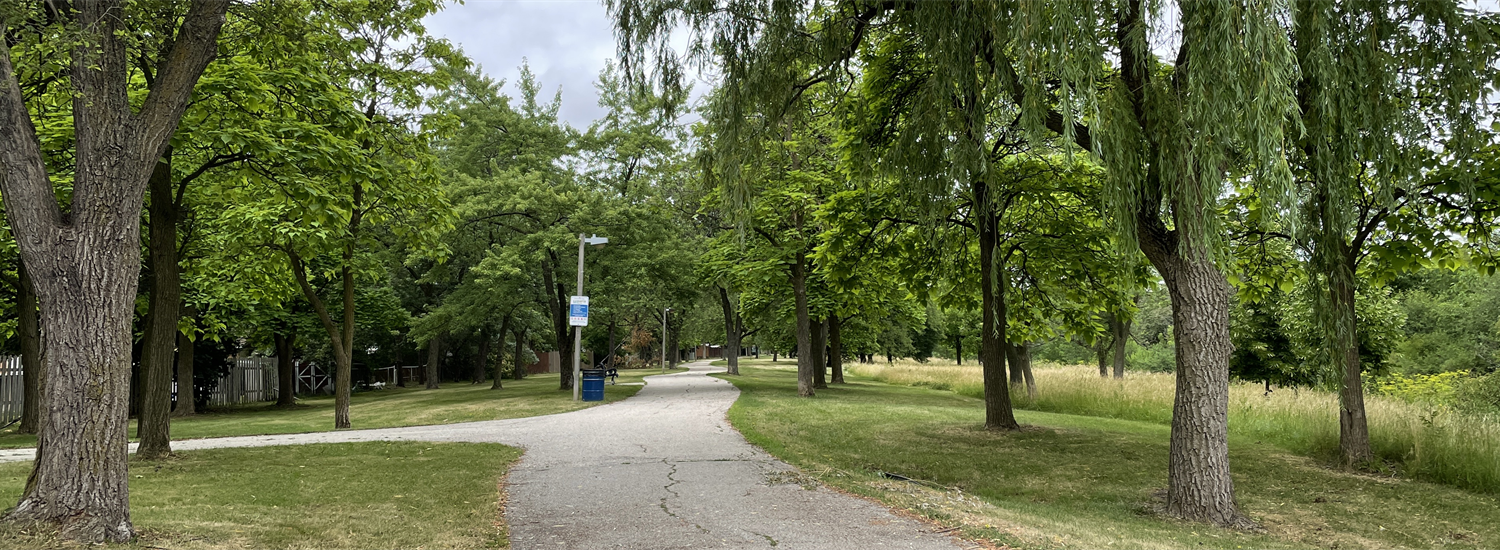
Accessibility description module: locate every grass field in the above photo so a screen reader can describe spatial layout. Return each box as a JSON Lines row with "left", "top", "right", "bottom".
{"left": 0, "top": 368, "right": 684, "bottom": 450}
{"left": 715, "top": 361, "right": 1500, "bottom": 549}
{"left": 843, "top": 359, "right": 1500, "bottom": 494}
{"left": 0, "top": 441, "right": 520, "bottom": 549}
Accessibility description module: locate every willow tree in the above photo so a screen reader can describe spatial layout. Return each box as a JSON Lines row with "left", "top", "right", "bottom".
{"left": 0, "top": 1, "right": 228, "bottom": 541}
{"left": 610, "top": 0, "right": 1300, "bottom": 527}
{"left": 1290, "top": 0, "right": 1498, "bottom": 466}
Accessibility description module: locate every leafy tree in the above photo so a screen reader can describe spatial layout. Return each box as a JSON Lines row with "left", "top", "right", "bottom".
{"left": 0, "top": 1, "right": 227, "bottom": 541}
{"left": 215, "top": 1, "right": 460, "bottom": 427}
{"left": 609, "top": 0, "right": 1302, "bottom": 526}
{"left": 1288, "top": 0, "right": 1500, "bottom": 466}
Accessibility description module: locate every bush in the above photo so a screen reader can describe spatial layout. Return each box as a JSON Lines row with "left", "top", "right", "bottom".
{"left": 1372, "top": 371, "right": 1466, "bottom": 405}
{"left": 1127, "top": 338, "right": 1176, "bottom": 373}
{"left": 1456, "top": 372, "right": 1500, "bottom": 414}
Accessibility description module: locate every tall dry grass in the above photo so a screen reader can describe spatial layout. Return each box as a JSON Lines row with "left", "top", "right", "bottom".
{"left": 846, "top": 359, "right": 1500, "bottom": 494}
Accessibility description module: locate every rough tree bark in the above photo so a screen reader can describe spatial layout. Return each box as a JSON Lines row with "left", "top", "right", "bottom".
{"left": 137, "top": 152, "right": 180, "bottom": 460}
{"left": 976, "top": 182, "right": 1019, "bottom": 430}
{"left": 828, "top": 315, "right": 844, "bottom": 384}
{"left": 273, "top": 332, "right": 295, "bottom": 406}
{"left": 424, "top": 331, "right": 445, "bottom": 389}
{"left": 16, "top": 265, "right": 43, "bottom": 434}
{"left": 791, "top": 254, "right": 815, "bottom": 397}
{"left": 0, "top": 2, "right": 227, "bottom": 541}
{"left": 1140, "top": 214, "right": 1250, "bottom": 528}
{"left": 1331, "top": 249, "right": 1373, "bottom": 465}
{"left": 718, "top": 285, "right": 741, "bottom": 375}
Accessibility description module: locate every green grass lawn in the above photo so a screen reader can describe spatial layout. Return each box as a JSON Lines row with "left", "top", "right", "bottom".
{"left": 715, "top": 363, "right": 1500, "bottom": 549}
{"left": 0, "top": 369, "right": 684, "bottom": 449}
{"left": 0, "top": 441, "right": 520, "bottom": 549}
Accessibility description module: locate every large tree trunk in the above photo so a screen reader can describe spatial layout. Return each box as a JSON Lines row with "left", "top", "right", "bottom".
{"left": 0, "top": 2, "right": 226, "bottom": 541}
{"left": 175, "top": 328, "right": 195, "bottom": 413}
{"left": 544, "top": 255, "right": 573, "bottom": 391}
{"left": 335, "top": 251, "right": 356, "bottom": 426}
{"left": 1331, "top": 253, "right": 1373, "bottom": 465}
{"left": 719, "top": 286, "right": 740, "bottom": 375}
{"left": 137, "top": 152, "right": 180, "bottom": 460}
{"left": 16, "top": 264, "right": 43, "bottom": 435}
{"left": 1112, "top": 313, "right": 1130, "bottom": 379}
{"left": 791, "top": 255, "right": 815, "bottom": 397}
{"left": 811, "top": 317, "right": 828, "bottom": 389}
{"left": 274, "top": 332, "right": 295, "bottom": 406}
{"left": 425, "top": 331, "right": 444, "bottom": 389}
{"left": 977, "top": 187, "right": 1019, "bottom": 430}
{"left": 1141, "top": 220, "right": 1248, "bottom": 528}
{"left": 829, "top": 316, "right": 844, "bottom": 384}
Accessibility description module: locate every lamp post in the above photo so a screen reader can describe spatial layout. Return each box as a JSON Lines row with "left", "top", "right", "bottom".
{"left": 573, "top": 233, "right": 608, "bottom": 401}
{"left": 661, "top": 308, "right": 672, "bottom": 373}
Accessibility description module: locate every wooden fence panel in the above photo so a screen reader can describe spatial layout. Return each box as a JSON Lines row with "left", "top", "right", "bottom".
{"left": 0, "top": 356, "right": 21, "bottom": 428}
{"left": 207, "top": 357, "right": 280, "bottom": 407}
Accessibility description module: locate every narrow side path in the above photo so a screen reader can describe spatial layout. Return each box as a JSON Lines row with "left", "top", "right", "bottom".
{"left": 0, "top": 362, "right": 966, "bottom": 549}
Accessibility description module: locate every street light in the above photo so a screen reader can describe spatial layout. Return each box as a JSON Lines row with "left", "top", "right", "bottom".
{"left": 661, "top": 308, "right": 672, "bottom": 373}
{"left": 572, "top": 234, "right": 607, "bottom": 401}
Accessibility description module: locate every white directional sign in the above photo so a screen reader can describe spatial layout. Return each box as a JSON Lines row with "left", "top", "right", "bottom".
{"left": 569, "top": 296, "right": 590, "bottom": 326}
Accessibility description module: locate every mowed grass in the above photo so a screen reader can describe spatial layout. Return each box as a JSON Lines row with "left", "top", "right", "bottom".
{"left": 0, "top": 441, "right": 520, "bottom": 549}
{"left": 843, "top": 359, "right": 1500, "bottom": 494}
{"left": 716, "top": 362, "right": 1500, "bottom": 549}
{"left": 0, "top": 368, "right": 684, "bottom": 449}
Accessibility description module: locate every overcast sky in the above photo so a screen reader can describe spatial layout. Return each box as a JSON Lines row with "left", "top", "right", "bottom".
{"left": 424, "top": 0, "right": 631, "bottom": 130}
{"left": 424, "top": 1, "right": 1496, "bottom": 130}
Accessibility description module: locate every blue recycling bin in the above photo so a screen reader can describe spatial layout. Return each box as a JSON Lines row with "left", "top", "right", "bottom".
{"left": 581, "top": 369, "right": 606, "bottom": 402}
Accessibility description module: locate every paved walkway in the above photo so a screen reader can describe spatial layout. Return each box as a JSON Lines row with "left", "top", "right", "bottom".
{"left": 0, "top": 362, "right": 966, "bottom": 549}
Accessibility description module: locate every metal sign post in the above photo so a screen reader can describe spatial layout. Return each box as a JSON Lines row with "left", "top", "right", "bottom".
{"left": 572, "top": 234, "right": 607, "bottom": 401}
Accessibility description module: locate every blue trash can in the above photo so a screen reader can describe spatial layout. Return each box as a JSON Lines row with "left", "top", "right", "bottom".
{"left": 581, "top": 369, "right": 606, "bottom": 401}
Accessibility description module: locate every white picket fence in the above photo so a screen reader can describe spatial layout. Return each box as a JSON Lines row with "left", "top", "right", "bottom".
{"left": 0, "top": 356, "right": 21, "bottom": 428}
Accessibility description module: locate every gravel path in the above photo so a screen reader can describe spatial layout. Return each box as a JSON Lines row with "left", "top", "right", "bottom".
{"left": 0, "top": 362, "right": 966, "bottom": 549}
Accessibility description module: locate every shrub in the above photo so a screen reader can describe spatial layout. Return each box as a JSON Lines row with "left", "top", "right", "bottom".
{"left": 1127, "top": 338, "right": 1176, "bottom": 373}
{"left": 1371, "top": 371, "right": 1466, "bottom": 405}
{"left": 1456, "top": 372, "right": 1500, "bottom": 414}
